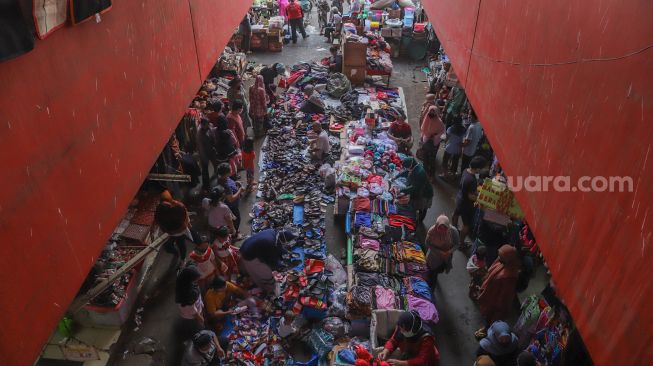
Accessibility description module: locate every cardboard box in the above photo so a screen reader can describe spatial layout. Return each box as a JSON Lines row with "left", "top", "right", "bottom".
{"left": 268, "top": 41, "right": 283, "bottom": 52}
{"left": 343, "top": 41, "right": 367, "bottom": 66}
{"left": 387, "top": 9, "right": 401, "bottom": 19}
{"left": 342, "top": 65, "right": 366, "bottom": 85}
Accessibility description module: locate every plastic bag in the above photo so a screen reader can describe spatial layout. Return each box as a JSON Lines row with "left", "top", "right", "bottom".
{"left": 326, "top": 254, "right": 347, "bottom": 286}
{"left": 307, "top": 326, "right": 334, "bottom": 357}
{"left": 328, "top": 285, "right": 348, "bottom": 318}
{"left": 321, "top": 316, "right": 350, "bottom": 338}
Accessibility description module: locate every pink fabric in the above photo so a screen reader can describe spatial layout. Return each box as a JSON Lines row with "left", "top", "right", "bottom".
{"left": 227, "top": 111, "right": 245, "bottom": 145}
{"left": 249, "top": 75, "right": 269, "bottom": 118}
{"left": 420, "top": 106, "right": 445, "bottom": 145}
{"left": 360, "top": 237, "right": 380, "bottom": 250}
{"left": 375, "top": 286, "right": 396, "bottom": 309}
{"left": 407, "top": 294, "right": 439, "bottom": 324}
{"left": 279, "top": 0, "right": 289, "bottom": 21}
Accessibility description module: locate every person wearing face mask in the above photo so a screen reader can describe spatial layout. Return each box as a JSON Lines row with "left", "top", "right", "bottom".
{"left": 425, "top": 215, "right": 460, "bottom": 286}
{"left": 461, "top": 109, "right": 484, "bottom": 172}
{"left": 181, "top": 329, "right": 225, "bottom": 366}
{"left": 452, "top": 156, "right": 488, "bottom": 246}
{"left": 377, "top": 310, "right": 440, "bottom": 366}
{"left": 476, "top": 321, "right": 520, "bottom": 366}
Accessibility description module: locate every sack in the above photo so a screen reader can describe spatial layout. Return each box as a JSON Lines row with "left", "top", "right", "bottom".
{"left": 326, "top": 73, "right": 351, "bottom": 98}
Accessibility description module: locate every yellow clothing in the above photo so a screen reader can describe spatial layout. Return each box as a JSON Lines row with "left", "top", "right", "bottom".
{"left": 205, "top": 282, "right": 240, "bottom": 314}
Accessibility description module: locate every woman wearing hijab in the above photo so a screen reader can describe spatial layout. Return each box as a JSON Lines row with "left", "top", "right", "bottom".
{"left": 476, "top": 321, "right": 520, "bottom": 366}
{"left": 248, "top": 75, "right": 269, "bottom": 138}
{"left": 425, "top": 215, "right": 460, "bottom": 285}
{"left": 214, "top": 115, "right": 240, "bottom": 177}
{"left": 477, "top": 245, "right": 521, "bottom": 326}
{"left": 377, "top": 310, "right": 440, "bottom": 366}
{"left": 419, "top": 105, "right": 445, "bottom": 177}
{"left": 176, "top": 265, "right": 205, "bottom": 337}
{"left": 396, "top": 157, "right": 434, "bottom": 223}
{"left": 227, "top": 77, "right": 251, "bottom": 129}
{"left": 419, "top": 94, "right": 437, "bottom": 122}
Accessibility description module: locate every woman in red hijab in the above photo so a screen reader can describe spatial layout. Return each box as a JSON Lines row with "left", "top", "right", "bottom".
{"left": 477, "top": 245, "right": 521, "bottom": 328}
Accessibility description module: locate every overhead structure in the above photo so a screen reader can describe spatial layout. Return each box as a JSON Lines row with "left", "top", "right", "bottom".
{"left": 0, "top": 0, "right": 651, "bottom": 365}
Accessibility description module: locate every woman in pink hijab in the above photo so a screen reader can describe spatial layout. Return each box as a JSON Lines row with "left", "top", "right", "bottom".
{"left": 419, "top": 105, "right": 445, "bottom": 177}
{"left": 278, "top": 0, "right": 289, "bottom": 21}
{"left": 248, "top": 75, "right": 269, "bottom": 137}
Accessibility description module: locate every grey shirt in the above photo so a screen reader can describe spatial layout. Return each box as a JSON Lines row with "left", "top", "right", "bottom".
{"left": 463, "top": 121, "right": 483, "bottom": 157}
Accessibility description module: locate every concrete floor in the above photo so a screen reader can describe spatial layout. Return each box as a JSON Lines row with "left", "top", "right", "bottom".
{"left": 93, "top": 9, "right": 550, "bottom": 366}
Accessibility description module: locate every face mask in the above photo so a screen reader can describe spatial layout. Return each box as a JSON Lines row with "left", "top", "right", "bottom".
{"left": 400, "top": 330, "right": 416, "bottom": 338}
{"left": 475, "top": 173, "right": 480, "bottom": 180}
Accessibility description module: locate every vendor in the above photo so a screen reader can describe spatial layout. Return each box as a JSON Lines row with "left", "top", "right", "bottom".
{"left": 300, "top": 84, "right": 326, "bottom": 114}
{"left": 388, "top": 112, "right": 413, "bottom": 153}
{"left": 377, "top": 310, "right": 440, "bottom": 366}
{"left": 327, "top": 45, "right": 342, "bottom": 73}
{"left": 239, "top": 229, "right": 296, "bottom": 293}
{"left": 396, "top": 157, "right": 434, "bottom": 223}
{"left": 310, "top": 122, "right": 331, "bottom": 162}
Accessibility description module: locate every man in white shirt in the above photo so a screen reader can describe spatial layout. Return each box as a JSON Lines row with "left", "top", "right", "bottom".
{"left": 310, "top": 122, "right": 331, "bottom": 161}
{"left": 461, "top": 109, "right": 484, "bottom": 171}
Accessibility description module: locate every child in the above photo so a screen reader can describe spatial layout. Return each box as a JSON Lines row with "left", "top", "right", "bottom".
{"left": 211, "top": 226, "right": 241, "bottom": 281}
{"left": 189, "top": 235, "right": 221, "bottom": 290}
{"left": 467, "top": 245, "right": 488, "bottom": 300}
{"left": 241, "top": 138, "right": 257, "bottom": 193}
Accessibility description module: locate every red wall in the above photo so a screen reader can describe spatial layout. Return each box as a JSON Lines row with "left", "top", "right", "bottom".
{"left": 0, "top": 1, "right": 250, "bottom": 364}
{"left": 423, "top": 0, "right": 653, "bottom": 364}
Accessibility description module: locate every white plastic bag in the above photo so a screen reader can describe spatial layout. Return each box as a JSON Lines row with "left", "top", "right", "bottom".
{"left": 326, "top": 254, "right": 347, "bottom": 286}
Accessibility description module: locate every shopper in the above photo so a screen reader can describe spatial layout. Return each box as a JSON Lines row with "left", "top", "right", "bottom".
{"left": 461, "top": 110, "right": 484, "bottom": 171}
{"left": 377, "top": 310, "right": 440, "bottom": 366}
{"left": 155, "top": 199, "right": 195, "bottom": 263}
{"left": 388, "top": 113, "right": 413, "bottom": 153}
{"left": 211, "top": 226, "right": 241, "bottom": 279}
{"left": 419, "top": 105, "right": 445, "bottom": 177}
{"left": 239, "top": 13, "right": 252, "bottom": 54}
{"left": 202, "top": 186, "right": 236, "bottom": 236}
{"left": 467, "top": 245, "right": 488, "bottom": 300}
{"left": 189, "top": 235, "right": 221, "bottom": 290}
{"left": 176, "top": 265, "right": 205, "bottom": 334}
{"left": 327, "top": 45, "right": 343, "bottom": 73}
{"left": 216, "top": 163, "right": 244, "bottom": 239}
{"left": 214, "top": 115, "right": 240, "bottom": 177}
{"left": 425, "top": 215, "right": 459, "bottom": 285}
{"left": 196, "top": 117, "right": 218, "bottom": 190}
{"left": 205, "top": 276, "right": 255, "bottom": 327}
{"left": 278, "top": 0, "right": 289, "bottom": 21}
{"left": 241, "top": 138, "right": 257, "bottom": 193}
{"left": 205, "top": 99, "right": 224, "bottom": 127}
{"left": 286, "top": 0, "right": 308, "bottom": 44}
{"left": 180, "top": 330, "right": 225, "bottom": 366}
{"left": 227, "top": 77, "right": 251, "bottom": 130}
{"left": 239, "top": 229, "right": 296, "bottom": 293}
{"left": 397, "top": 157, "right": 434, "bottom": 223}
{"left": 227, "top": 100, "right": 246, "bottom": 147}
{"left": 260, "top": 63, "right": 285, "bottom": 104}
{"left": 476, "top": 321, "right": 519, "bottom": 366}
{"left": 323, "top": 7, "right": 342, "bottom": 42}
{"left": 477, "top": 245, "right": 521, "bottom": 326}
{"left": 310, "top": 122, "right": 331, "bottom": 162}
{"left": 453, "top": 156, "right": 487, "bottom": 245}
{"left": 419, "top": 94, "right": 437, "bottom": 123}
{"left": 440, "top": 117, "right": 466, "bottom": 177}
{"left": 248, "top": 75, "right": 269, "bottom": 138}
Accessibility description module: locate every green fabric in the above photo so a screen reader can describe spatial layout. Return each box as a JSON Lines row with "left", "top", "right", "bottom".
{"left": 399, "top": 162, "right": 433, "bottom": 200}
{"left": 446, "top": 87, "right": 467, "bottom": 116}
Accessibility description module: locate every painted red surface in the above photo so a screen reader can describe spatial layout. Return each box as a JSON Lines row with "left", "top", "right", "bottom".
{"left": 0, "top": 1, "right": 249, "bottom": 365}
{"left": 423, "top": 0, "right": 653, "bottom": 364}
